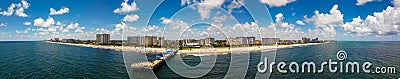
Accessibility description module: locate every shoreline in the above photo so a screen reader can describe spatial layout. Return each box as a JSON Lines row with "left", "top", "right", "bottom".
{"left": 45, "top": 41, "right": 327, "bottom": 54}
{"left": 177, "top": 43, "right": 324, "bottom": 54}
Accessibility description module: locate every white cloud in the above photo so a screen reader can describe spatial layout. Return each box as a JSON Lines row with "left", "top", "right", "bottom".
{"left": 275, "top": 13, "right": 294, "bottom": 28}
{"left": 356, "top": 0, "right": 374, "bottom": 6}
{"left": 226, "top": 0, "right": 244, "bottom": 13}
{"left": 394, "top": 0, "right": 400, "bottom": 7}
{"left": 304, "top": 4, "right": 343, "bottom": 27}
{"left": 49, "top": 7, "right": 70, "bottom": 15}
{"left": 296, "top": 20, "right": 305, "bottom": 25}
{"left": 180, "top": 0, "right": 225, "bottom": 20}
{"left": 342, "top": 4, "right": 400, "bottom": 36}
{"left": 15, "top": 8, "right": 27, "bottom": 17}
{"left": 0, "top": 23, "right": 7, "bottom": 27}
{"left": 23, "top": 21, "right": 31, "bottom": 25}
{"left": 303, "top": 4, "right": 343, "bottom": 37}
{"left": 66, "top": 23, "right": 80, "bottom": 29}
{"left": 115, "top": 22, "right": 127, "bottom": 31}
{"left": 260, "top": 0, "right": 296, "bottom": 7}
{"left": 113, "top": 0, "right": 139, "bottom": 13}
{"left": 33, "top": 17, "right": 55, "bottom": 27}
{"left": 160, "top": 17, "right": 173, "bottom": 24}
{"left": 123, "top": 14, "right": 139, "bottom": 22}
{"left": 75, "top": 27, "right": 85, "bottom": 33}
{"left": 21, "top": 0, "right": 29, "bottom": 8}
{"left": 16, "top": 29, "right": 29, "bottom": 34}
{"left": 0, "top": 0, "right": 29, "bottom": 17}
{"left": 0, "top": 3, "right": 16, "bottom": 16}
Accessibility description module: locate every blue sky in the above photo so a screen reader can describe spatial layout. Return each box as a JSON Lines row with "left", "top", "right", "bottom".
{"left": 0, "top": 0, "right": 399, "bottom": 41}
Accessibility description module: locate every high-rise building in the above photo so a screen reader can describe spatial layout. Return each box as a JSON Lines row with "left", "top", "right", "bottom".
{"left": 226, "top": 37, "right": 236, "bottom": 45}
{"left": 247, "top": 37, "right": 255, "bottom": 45}
{"left": 144, "top": 36, "right": 154, "bottom": 47}
{"left": 198, "top": 39, "right": 205, "bottom": 45}
{"left": 127, "top": 36, "right": 164, "bottom": 47}
{"left": 157, "top": 37, "right": 164, "bottom": 46}
{"left": 235, "top": 37, "right": 248, "bottom": 45}
{"left": 301, "top": 37, "right": 310, "bottom": 43}
{"left": 205, "top": 37, "right": 215, "bottom": 45}
{"left": 262, "top": 38, "right": 280, "bottom": 45}
{"left": 54, "top": 38, "right": 60, "bottom": 42}
{"left": 311, "top": 38, "right": 319, "bottom": 43}
{"left": 96, "top": 34, "right": 110, "bottom": 44}
{"left": 127, "top": 36, "right": 144, "bottom": 46}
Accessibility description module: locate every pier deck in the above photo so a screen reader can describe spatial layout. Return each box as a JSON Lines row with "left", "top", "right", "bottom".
{"left": 131, "top": 50, "right": 177, "bottom": 71}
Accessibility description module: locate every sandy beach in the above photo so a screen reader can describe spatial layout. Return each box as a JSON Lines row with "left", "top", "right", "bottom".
{"left": 46, "top": 41, "right": 326, "bottom": 54}
{"left": 177, "top": 43, "right": 324, "bottom": 54}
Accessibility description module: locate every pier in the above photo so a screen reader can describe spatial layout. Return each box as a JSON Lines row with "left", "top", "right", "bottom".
{"left": 131, "top": 49, "right": 178, "bottom": 71}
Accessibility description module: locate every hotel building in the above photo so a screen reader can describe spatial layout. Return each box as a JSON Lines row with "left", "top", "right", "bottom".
{"left": 96, "top": 34, "right": 110, "bottom": 44}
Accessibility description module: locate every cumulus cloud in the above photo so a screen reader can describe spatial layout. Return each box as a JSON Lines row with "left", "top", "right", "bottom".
{"left": 0, "top": 23, "right": 7, "bottom": 27}
{"left": 123, "top": 14, "right": 139, "bottom": 22}
{"left": 75, "top": 27, "right": 85, "bottom": 33}
{"left": 16, "top": 28, "right": 30, "bottom": 34}
{"left": 302, "top": 4, "right": 344, "bottom": 37}
{"left": 226, "top": 0, "right": 244, "bottom": 13}
{"left": 49, "top": 7, "right": 69, "bottom": 15}
{"left": 356, "top": 0, "right": 374, "bottom": 6}
{"left": 23, "top": 21, "right": 31, "bottom": 25}
{"left": 66, "top": 23, "right": 80, "bottom": 29}
{"left": 304, "top": 4, "right": 343, "bottom": 27}
{"left": 180, "top": 0, "right": 225, "bottom": 20}
{"left": 394, "top": 0, "right": 400, "bottom": 7}
{"left": 33, "top": 17, "right": 55, "bottom": 27}
{"left": 275, "top": 13, "right": 294, "bottom": 28}
{"left": 113, "top": 0, "right": 139, "bottom": 13}
{"left": 260, "top": 0, "right": 296, "bottom": 7}
{"left": 342, "top": 2, "right": 400, "bottom": 36}
{"left": 58, "top": 23, "right": 81, "bottom": 33}
{"left": 160, "top": 17, "right": 173, "bottom": 24}
{"left": 15, "top": 8, "right": 27, "bottom": 17}
{"left": 115, "top": 22, "right": 128, "bottom": 31}
{"left": 296, "top": 20, "right": 305, "bottom": 25}
{"left": 0, "top": 0, "right": 29, "bottom": 17}
{"left": 0, "top": 4, "right": 16, "bottom": 16}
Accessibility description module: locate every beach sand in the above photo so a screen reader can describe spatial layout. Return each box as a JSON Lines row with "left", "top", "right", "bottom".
{"left": 46, "top": 41, "right": 325, "bottom": 54}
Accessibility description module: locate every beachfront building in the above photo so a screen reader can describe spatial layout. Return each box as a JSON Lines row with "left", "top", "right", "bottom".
{"left": 247, "top": 37, "right": 255, "bottom": 45}
{"left": 144, "top": 36, "right": 153, "bottom": 47}
{"left": 235, "top": 37, "right": 247, "bottom": 45}
{"left": 301, "top": 37, "right": 311, "bottom": 43}
{"left": 127, "top": 36, "right": 144, "bottom": 46}
{"left": 54, "top": 38, "right": 60, "bottom": 42}
{"left": 205, "top": 37, "right": 215, "bottom": 45}
{"left": 198, "top": 39, "right": 205, "bottom": 45}
{"left": 262, "top": 38, "right": 280, "bottom": 45}
{"left": 127, "top": 36, "right": 164, "bottom": 47}
{"left": 226, "top": 37, "right": 236, "bottom": 45}
{"left": 62, "top": 39, "right": 77, "bottom": 43}
{"left": 311, "top": 38, "right": 319, "bottom": 43}
{"left": 182, "top": 38, "right": 200, "bottom": 47}
{"left": 215, "top": 40, "right": 227, "bottom": 46}
{"left": 156, "top": 37, "right": 164, "bottom": 46}
{"left": 96, "top": 34, "right": 110, "bottom": 44}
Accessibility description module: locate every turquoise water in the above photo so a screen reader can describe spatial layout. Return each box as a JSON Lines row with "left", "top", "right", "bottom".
{"left": 0, "top": 41, "right": 128, "bottom": 78}
{"left": 155, "top": 41, "right": 400, "bottom": 78}
{"left": 0, "top": 41, "right": 399, "bottom": 78}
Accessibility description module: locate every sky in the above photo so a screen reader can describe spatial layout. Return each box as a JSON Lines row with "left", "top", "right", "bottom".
{"left": 0, "top": 0, "right": 399, "bottom": 41}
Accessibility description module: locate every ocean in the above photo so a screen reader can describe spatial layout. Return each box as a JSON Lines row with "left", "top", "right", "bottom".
{"left": 0, "top": 41, "right": 399, "bottom": 78}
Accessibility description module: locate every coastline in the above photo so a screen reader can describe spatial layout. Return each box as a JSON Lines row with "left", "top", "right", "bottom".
{"left": 177, "top": 43, "right": 324, "bottom": 54}
{"left": 45, "top": 41, "right": 326, "bottom": 54}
